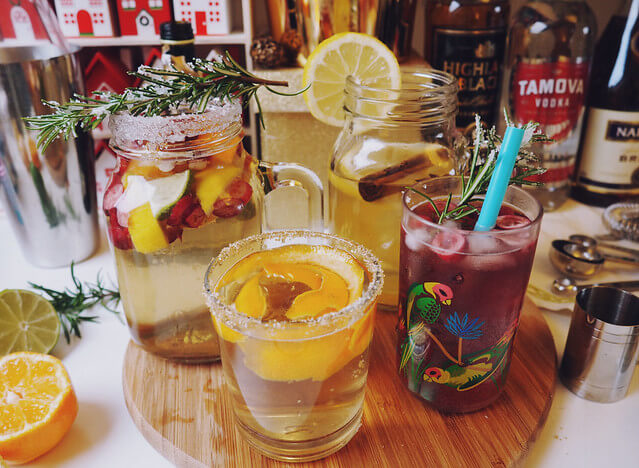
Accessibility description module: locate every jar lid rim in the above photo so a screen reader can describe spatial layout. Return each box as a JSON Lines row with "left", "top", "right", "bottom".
{"left": 345, "top": 68, "right": 458, "bottom": 95}
{"left": 108, "top": 98, "right": 242, "bottom": 145}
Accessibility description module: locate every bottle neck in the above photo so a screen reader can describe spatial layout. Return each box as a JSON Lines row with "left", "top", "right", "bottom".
{"left": 161, "top": 39, "right": 196, "bottom": 62}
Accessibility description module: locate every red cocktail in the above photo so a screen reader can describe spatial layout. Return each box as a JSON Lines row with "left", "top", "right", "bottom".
{"left": 397, "top": 176, "right": 542, "bottom": 412}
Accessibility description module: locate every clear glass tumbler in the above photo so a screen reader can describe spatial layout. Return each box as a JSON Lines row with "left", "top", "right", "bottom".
{"left": 204, "top": 230, "right": 383, "bottom": 461}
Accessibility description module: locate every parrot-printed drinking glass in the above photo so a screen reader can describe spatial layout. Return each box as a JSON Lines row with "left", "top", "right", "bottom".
{"left": 397, "top": 176, "right": 542, "bottom": 412}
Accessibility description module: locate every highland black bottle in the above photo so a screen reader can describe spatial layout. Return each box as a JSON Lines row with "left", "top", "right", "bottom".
{"left": 500, "top": 0, "right": 596, "bottom": 210}
{"left": 572, "top": 0, "right": 639, "bottom": 206}
{"left": 425, "top": 0, "right": 509, "bottom": 133}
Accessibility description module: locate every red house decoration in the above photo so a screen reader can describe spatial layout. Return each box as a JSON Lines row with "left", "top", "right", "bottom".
{"left": 173, "top": 0, "right": 232, "bottom": 36}
{"left": 116, "top": 0, "right": 171, "bottom": 37}
{"left": 85, "top": 51, "right": 133, "bottom": 96}
{"left": 84, "top": 51, "right": 133, "bottom": 135}
{"left": 0, "top": 0, "right": 48, "bottom": 43}
{"left": 54, "top": 0, "right": 116, "bottom": 38}
{"left": 94, "top": 140, "right": 117, "bottom": 215}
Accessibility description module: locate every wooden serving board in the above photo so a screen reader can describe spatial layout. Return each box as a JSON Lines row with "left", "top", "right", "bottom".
{"left": 123, "top": 298, "right": 556, "bottom": 467}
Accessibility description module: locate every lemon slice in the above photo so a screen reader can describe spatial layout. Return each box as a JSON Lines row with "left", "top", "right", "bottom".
{"left": 128, "top": 203, "right": 169, "bottom": 254}
{"left": 302, "top": 32, "right": 401, "bottom": 126}
{"left": 0, "top": 290, "right": 60, "bottom": 356}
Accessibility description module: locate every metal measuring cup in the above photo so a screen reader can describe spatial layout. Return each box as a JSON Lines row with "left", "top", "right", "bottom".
{"left": 560, "top": 287, "right": 639, "bottom": 403}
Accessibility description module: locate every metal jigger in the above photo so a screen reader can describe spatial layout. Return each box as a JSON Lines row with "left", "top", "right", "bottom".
{"left": 560, "top": 287, "right": 639, "bottom": 403}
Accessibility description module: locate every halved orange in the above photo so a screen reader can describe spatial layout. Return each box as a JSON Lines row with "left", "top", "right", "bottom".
{"left": 0, "top": 352, "right": 78, "bottom": 464}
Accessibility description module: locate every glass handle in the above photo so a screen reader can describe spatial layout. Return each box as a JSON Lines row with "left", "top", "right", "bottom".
{"left": 259, "top": 161, "right": 324, "bottom": 232}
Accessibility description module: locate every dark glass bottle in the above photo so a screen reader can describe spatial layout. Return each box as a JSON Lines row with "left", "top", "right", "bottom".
{"left": 500, "top": 0, "right": 596, "bottom": 211}
{"left": 424, "top": 0, "right": 510, "bottom": 133}
{"left": 572, "top": 0, "right": 639, "bottom": 206}
{"left": 160, "top": 21, "right": 196, "bottom": 71}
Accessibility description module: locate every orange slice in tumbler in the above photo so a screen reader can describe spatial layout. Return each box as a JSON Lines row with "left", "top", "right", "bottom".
{"left": 285, "top": 264, "right": 350, "bottom": 320}
{"left": 233, "top": 275, "right": 268, "bottom": 319}
{"left": 214, "top": 244, "right": 374, "bottom": 381}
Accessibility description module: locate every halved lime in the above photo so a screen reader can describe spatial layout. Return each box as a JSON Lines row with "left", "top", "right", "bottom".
{"left": 0, "top": 290, "right": 60, "bottom": 356}
{"left": 148, "top": 170, "right": 192, "bottom": 219}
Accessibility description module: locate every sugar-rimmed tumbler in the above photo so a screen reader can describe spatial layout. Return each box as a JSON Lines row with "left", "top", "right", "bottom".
{"left": 204, "top": 230, "right": 383, "bottom": 461}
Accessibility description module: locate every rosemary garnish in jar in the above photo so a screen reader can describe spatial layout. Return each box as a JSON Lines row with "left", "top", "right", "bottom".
{"left": 24, "top": 52, "right": 306, "bottom": 151}
{"left": 410, "top": 113, "right": 551, "bottom": 224}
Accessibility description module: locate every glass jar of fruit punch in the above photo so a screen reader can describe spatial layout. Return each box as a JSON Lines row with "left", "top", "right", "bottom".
{"left": 329, "top": 69, "right": 459, "bottom": 306}
{"left": 104, "top": 100, "right": 323, "bottom": 362}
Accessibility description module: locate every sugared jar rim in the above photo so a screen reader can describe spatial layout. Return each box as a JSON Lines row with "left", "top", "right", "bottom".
{"left": 108, "top": 98, "right": 242, "bottom": 145}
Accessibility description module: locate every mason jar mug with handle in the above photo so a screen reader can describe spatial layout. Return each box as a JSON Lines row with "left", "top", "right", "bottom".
{"left": 104, "top": 100, "right": 323, "bottom": 362}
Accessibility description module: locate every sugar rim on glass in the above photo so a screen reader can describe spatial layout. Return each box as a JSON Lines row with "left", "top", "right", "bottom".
{"left": 203, "top": 230, "right": 384, "bottom": 336}
{"left": 108, "top": 98, "right": 242, "bottom": 145}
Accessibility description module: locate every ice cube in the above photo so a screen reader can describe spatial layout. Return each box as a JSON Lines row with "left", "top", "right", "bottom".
{"left": 404, "top": 229, "right": 432, "bottom": 252}
{"left": 467, "top": 234, "right": 502, "bottom": 254}
{"left": 117, "top": 209, "right": 129, "bottom": 228}
{"left": 460, "top": 236, "right": 518, "bottom": 271}
{"left": 158, "top": 160, "right": 176, "bottom": 172}
{"left": 189, "top": 159, "right": 208, "bottom": 171}
{"left": 500, "top": 231, "right": 533, "bottom": 251}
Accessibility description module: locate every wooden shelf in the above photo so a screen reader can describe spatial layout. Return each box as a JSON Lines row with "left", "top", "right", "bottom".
{"left": 67, "top": 32, "right": 249, "bottom": 48}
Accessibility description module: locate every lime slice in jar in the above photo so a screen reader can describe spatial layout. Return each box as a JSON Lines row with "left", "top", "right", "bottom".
{"left": 148, "top": 170, "right": 192, "bottom": 219}
{"left": 115, "top": 171, "right": 192, "bottom": 220}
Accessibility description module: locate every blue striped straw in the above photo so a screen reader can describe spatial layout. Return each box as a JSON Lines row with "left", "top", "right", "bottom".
{"left": 474, "top": 126, "right": 525, "bottom": 232}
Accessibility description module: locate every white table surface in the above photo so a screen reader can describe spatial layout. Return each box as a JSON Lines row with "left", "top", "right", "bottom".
{"left": 1, "top": 200, "right": 638, "bottom": 468}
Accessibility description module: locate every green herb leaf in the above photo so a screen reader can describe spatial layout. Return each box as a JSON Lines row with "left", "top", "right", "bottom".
{"left": 29, "top": 263, "right": 121, "bottom": 343}
{"left": 412, "top": 112, "right": 551, "bottom": 224}
{"left": 24, "top": 52, "right": 308, "bottom": 151}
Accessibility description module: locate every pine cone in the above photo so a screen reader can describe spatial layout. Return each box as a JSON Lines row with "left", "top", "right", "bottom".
{"left": 280, "top": 29, "right": 303, "bottom": 64}
{"left": 250, "top": 36, "right": 286, "bottom": 68}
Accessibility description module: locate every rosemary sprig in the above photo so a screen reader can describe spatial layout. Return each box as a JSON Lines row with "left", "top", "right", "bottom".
{"left": 410, "top": 112, "right": 551, "bottom": 224}
{"left": 29, "top": 264, "right": 121, "bottom": 343}
{"left": 24, "top": 52, "right": 306, "bottom": 151}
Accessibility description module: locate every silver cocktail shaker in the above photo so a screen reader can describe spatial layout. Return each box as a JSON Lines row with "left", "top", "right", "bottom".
{"left": 0, "top": 46, "right": 98, "bottom": 267}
